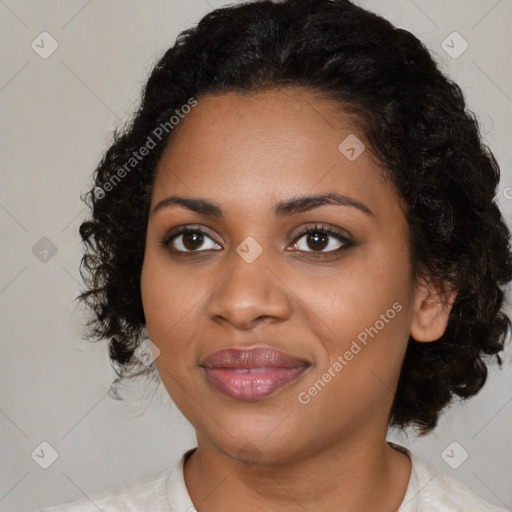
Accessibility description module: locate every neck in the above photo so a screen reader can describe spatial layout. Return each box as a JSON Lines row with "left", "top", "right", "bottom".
{"left": 183, "top": 429, "right": 412, "bottom": 512}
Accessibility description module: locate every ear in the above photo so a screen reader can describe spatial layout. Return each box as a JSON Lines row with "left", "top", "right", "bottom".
{"left": 410, "top": 275, "right": 457, "bottom": 343}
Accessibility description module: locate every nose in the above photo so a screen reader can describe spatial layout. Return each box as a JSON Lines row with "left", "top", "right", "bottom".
{"left": 207, "top": 248, "right": 292, "bottom": 330}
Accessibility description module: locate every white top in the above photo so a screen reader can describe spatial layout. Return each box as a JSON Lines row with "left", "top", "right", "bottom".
{"left": 35, "top": 443, "right": 508, "bottom": 511}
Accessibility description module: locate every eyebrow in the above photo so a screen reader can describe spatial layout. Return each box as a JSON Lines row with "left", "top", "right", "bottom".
{"left": 150, "top": 192, "right": 375, "bottom": 219}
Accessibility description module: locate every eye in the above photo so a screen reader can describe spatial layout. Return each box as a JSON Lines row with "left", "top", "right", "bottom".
{"left": 291, "top": 223, "right": 353, "bottom": 255}
{"left": 160, "top": 223, "right": 353, "bottom": 256}
{"left": 161, "top": 227, "right": 221, "bottom": 253}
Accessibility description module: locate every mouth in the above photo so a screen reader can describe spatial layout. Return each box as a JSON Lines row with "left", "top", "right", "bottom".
{"left": 200, "top": 347, "right": 311, "bottom": 401}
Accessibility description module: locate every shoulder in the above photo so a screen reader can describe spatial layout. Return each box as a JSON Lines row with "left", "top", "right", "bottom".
{"left": 409, "top": 450, "right": 509, "bottom": 511}
{"left": 33, "top": 465, "right": 175, "bottom": 512}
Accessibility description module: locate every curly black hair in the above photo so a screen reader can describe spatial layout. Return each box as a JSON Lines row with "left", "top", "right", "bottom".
{"left": 76, "top": 0, "right": 512, "bottom": 434}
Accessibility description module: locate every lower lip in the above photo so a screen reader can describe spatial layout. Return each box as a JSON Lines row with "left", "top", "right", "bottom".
{"left": 202, "top": 367, "right": 309, "bottom": 401}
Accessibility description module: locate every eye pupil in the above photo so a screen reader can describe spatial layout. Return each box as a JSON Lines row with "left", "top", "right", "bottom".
{"left": 183, "top": 231, "right": 204, "bottom": 250}
{"left": 308, "top": 232, "right": 328, "bottom": 251}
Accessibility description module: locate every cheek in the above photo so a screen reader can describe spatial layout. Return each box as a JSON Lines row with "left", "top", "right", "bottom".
{"left": 141, "top": 258, "right": 182, "bottom": 361}
{"left": 141, "top": 260, "right": 201, "bottom": 406}
{"left": 297, "top": 293, "right": 409, "bottom": 427}
{"left": 296, "top": 248, "right": 412, "bottom": 386}
{"left": 141, "top": 252, "right": 200, "bottom": 329}
{"left": 299, "top": 249, "right": 409, "bottom": 331}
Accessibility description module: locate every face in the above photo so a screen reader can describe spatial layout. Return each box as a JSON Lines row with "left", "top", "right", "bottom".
{"left": 140, "top": 87, "right": 441, "bottom": 465}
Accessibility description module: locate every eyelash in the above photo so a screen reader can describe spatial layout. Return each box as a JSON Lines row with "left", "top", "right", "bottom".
{"left": 160, "top": 223, "right": 353, "bottom": 259}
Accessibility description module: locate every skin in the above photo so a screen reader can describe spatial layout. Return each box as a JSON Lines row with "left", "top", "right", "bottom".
{"left": 140, "top": 87, "right": 456, "bottom": 511}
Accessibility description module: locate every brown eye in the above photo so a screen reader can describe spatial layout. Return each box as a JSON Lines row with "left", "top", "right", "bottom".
{"left": 304, "top": 231, "right": 329, "bottom": 251}
{"left": 182, "top": 231, "right": 205, "bottom": 251}
{"left": 293, "top": 225, "right": 351, "bottom": 254}
{"left": 162, "top": 228, "right": 222, "bottom": 253}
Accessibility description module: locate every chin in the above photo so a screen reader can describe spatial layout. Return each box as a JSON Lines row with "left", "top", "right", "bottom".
{"left": 200, "top": 423, "right": 307, "bottom": 467}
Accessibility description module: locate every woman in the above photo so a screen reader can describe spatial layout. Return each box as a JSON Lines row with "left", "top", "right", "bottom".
{"left": 37, "top": 0, "right": 512, "bottom": 510}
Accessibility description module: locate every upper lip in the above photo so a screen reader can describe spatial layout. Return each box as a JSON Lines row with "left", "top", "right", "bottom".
{"left": 200, "top": 347, "right": 311, "bottom": 370}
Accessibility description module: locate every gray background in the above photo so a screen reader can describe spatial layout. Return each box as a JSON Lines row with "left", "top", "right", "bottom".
{"left": 1, "top": 1, "right": 511, "bottom": 510}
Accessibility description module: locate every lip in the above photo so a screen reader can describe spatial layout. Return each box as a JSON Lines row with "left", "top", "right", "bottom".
{"left": 200, "top": 347, "right": 311, "bottom": 401}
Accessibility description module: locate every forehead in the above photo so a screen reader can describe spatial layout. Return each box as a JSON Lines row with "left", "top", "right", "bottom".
{"left": 152, "top": 87, "right": 398, "bottom": 220}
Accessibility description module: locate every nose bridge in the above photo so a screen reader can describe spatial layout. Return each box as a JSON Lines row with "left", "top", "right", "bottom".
{"left": 208, "top": 240, "right": 291, "bottom": 327}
